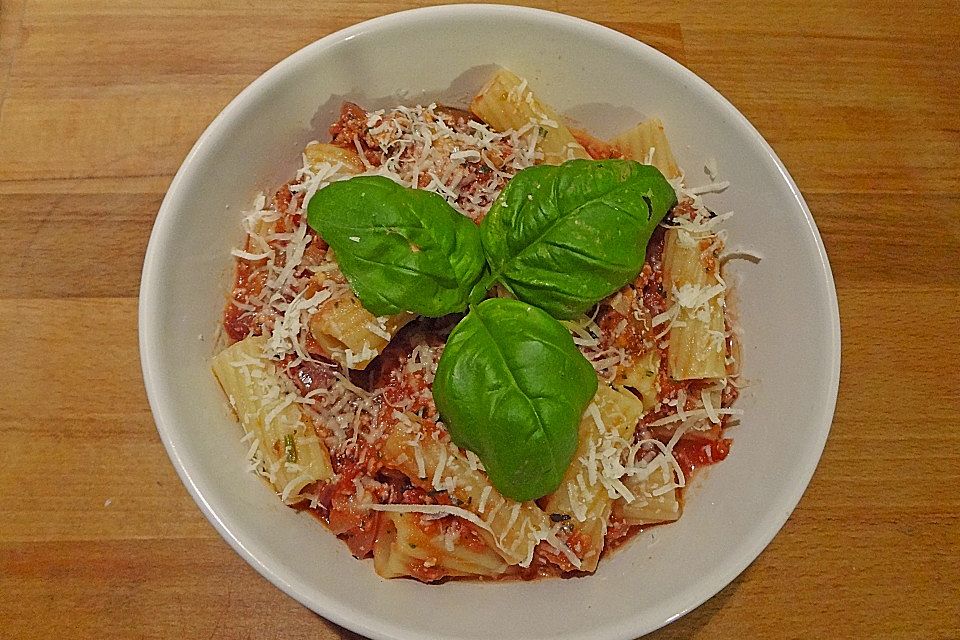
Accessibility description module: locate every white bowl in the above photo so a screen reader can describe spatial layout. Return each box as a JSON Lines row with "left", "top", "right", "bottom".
{"left": 140, "top": 6, "right": 840, "bottom": 639}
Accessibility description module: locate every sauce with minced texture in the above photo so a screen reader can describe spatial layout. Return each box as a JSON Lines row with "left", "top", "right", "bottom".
{"left": 226, "top": 101, "right": 739, "bottom": 582}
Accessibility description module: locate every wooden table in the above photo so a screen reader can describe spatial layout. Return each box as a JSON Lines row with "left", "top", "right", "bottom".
{"left": 1, "top": 1, "right": 958, "bottom": 638}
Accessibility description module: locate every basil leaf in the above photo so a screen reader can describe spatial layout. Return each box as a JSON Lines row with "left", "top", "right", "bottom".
{"left": 433, "top": 298, "right": 598, "bottom": 502}
{"left": 481, "top": 159, "right": 677, "bottom": 319}
{"left": 307, "top": 176, "right": 486, "bottom": 317}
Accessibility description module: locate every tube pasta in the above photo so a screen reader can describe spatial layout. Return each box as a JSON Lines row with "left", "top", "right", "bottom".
{"left": 614, "top": 349, "right": 661, "bottom": 413}
{"left": 309, "top": 292, "right": 414, "bottom": 370}
{"left": 381, "top": 418, "right": 551, "bottom": 567}
{"left": 470, "top": 67, "right": 590, "bottom": 165}
{"left": 615, "top": 456, "right": 681, "bottom": 524}
{"left": 610, "top": 117, "right": 682, "bottom": 179}
{"left": 373, "top": 512, "right": 508, "bottom": 580}
{"left": 541, "top": 383, "right": 644, "bottom": 572}
{"left": 662, "top": 228, "right": 727, "bottom": 380}
{"left": 211, "top": 336, "right": 333, "bottom": 503}
{"left": 303, "top": 141, "right": 365, "bottom": 174}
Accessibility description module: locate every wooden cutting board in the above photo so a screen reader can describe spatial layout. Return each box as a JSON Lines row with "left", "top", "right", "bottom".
{"left": 1, "top": 1, "right": 957, "bottom": 638}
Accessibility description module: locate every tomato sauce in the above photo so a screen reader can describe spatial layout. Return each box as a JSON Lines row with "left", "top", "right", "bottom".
{"left": 672, "top": 436, "right": 732, "bottom": 478}
{"left": 572, "top": 129, "right": 625, "bottom": 160}
{"left": 225, "top": 100, "right": 741, "bottom": 583}
{"left": 222, "top": 238, "right": 266, "bottom": 342}
{"left": 329, "top": 102, "right": 382, "bottom": 166}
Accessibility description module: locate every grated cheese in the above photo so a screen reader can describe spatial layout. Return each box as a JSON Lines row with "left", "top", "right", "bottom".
{"left": 536, "top": 525, "right": 583, "bottom": 570}
{"left": 687, "top": 180, "right": 730, "bottom": 195}
{"left": 477, "top": 486, "right": 492, "bottom": 514}
{"left": 432, "top": 446, "right": 449, "bottom": 491}
{"left": 702, "top": 388, "right": 721, "bottom": 424}
{"left": 217, "top": 93, "right": 745, "bottom": 580}
{"left": 367, "top": 503, "right": 496, "bottom": 535}
{"left": 409, "top": 438, "right": 427, "bottom": 479}
{"left": 355, "top": 103, "right": 540, "bottom": 221}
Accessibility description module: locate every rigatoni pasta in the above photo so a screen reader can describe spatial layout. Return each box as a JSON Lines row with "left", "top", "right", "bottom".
{"left": 661, "top": 226, "right": 727, "bottom": 380}
{"left": 470, "top": 67, "right": 590, "bottom": 165}
{"left": 615, "top": 349, "right": 661, "bottom": 412}
{"left": 309, "top": 291, "right": 414, "bottom": 370}
{"left": 212, "top": 67, "right": 742, "bottom": 582}
{"left": 303, "top": 142, "right": 366, "bottom": 174}
{"left": 380, "top": 416, "right": 552, "bottom": 568}
{"left": 615, "top": 456, "right": 681, "bottom": 525}
{"left": 611, "top": 117, "right": 682, "bottom": 179}
{"left": 211, "top": 336, "right": 333, "bottom": 503}
{"left": 373, "top": 512, "right": 508, "bottom": 579}
{"left": 541, "top": 383, "right": 645, "bottom": 571}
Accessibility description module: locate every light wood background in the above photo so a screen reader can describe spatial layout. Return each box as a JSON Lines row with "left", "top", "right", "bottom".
{"left": 1, "top": 1, "right": 958, "bottom": 638}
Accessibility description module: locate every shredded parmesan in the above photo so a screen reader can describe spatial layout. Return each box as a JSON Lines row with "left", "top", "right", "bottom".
{"left": 356, "top": 103, "right": 540, "bottom": 221}
{"left": 367, "top": 503, "right": 494, "bottom": 533}
{"left": 537, "top": 525, "right": 583, "bottom": 570}
{"left": 687, "top": 180, "right": 730, "bottom": 195}
{"left": 702, "top": 388, "right": 721, "bottom": 424}
{"left": 409, "top": 439, "right": 427, "bottom": 479}
{"left": 216, "top": 92, "right": 745, "bottom": 581}
{"left": 478, "top": 486, "right": 492, "bottom": 513}
{"left": 432, "top": 446, "right": 449, "bottom": 491}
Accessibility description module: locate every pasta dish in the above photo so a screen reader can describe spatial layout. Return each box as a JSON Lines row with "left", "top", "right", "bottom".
{"left": 211, "top": 68, "right": 741, "bottom": 581}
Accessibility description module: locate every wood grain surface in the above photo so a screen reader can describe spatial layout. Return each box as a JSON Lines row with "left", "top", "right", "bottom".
{"left": 1, "top": 1, "right": 958, "bottom": 638}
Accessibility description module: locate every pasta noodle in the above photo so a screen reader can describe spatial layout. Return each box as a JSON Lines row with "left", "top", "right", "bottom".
{"left": 470, "top": 67, "right": 590, "bottom": 165}
{"left": 615, "top": 455, "right": 681, "bottom": 525}
{"left": 661, "top": 227, "right": 727, "bottom": 380}
{"left": 211, "top": 336, "right": 333, "bottom": 503}
{"left": 303, "top": 141, "right": 365, "bottom": 174}
{"left": 542, "top": 383, "right": 644, "bottom": 571}
{"left": 610, "top": 117, "right": 682, "bottom": 179}
{"left": 309, "top": 291, "right": 414, "bottom": 370}
{"left": 372, "top": 512, "right": 508, "bottom": 579}
{"left": 614, "top": 349, "right": 661, "bottom": 412}
{"left": 381, "top": 417, "right": 551, "bottom": 567}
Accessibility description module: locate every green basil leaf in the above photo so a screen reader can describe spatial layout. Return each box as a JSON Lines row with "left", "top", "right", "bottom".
{"left": 480, "top": 159, "right": 677, "bottom": 319}
{"left": 433, "top": 298, "right": 598, "bottom": 502}
{"left": 307, "top": 176, "right": 486, "bottom": 317}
